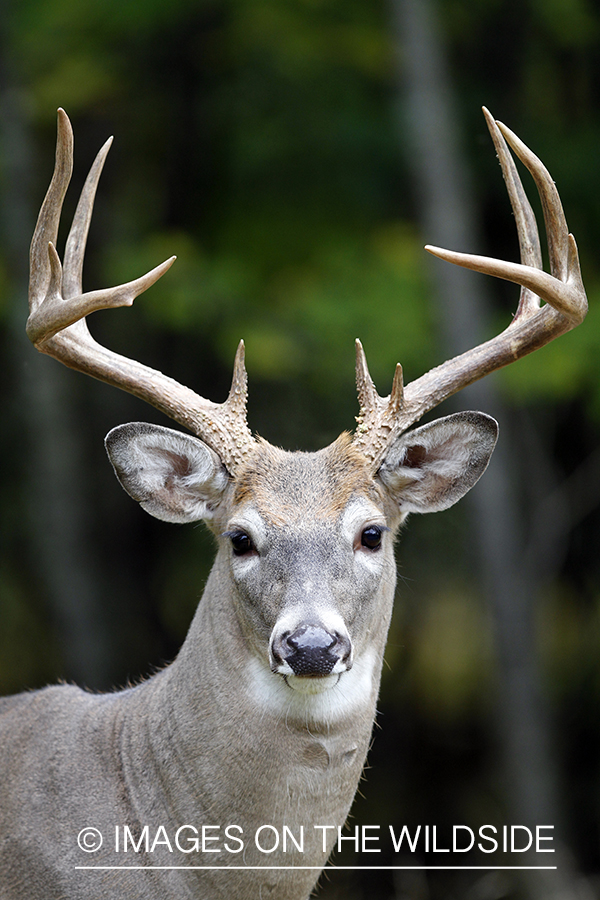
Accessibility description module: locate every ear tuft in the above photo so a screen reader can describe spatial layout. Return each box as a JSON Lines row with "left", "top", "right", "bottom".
{"left": 402, "top": 444, "right": 428, "bottom": 469}
{"left": 378, "top": 412, "right": 498, "bottom": 514}
{"left": 105, "top": 423, "right": 229, "bottom": 523}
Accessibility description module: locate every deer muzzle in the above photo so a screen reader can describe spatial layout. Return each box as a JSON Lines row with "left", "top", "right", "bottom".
{"left": 271, "top": 624, "right": 353, "bottom": 678}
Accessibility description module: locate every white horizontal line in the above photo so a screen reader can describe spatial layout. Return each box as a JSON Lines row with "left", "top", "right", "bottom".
{"left": 75, "top": 865, "right": 558, "bottom": 871}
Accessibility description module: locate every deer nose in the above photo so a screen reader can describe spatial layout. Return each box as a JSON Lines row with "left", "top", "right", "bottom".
{"left": 272, "top": 624, "right": 352, "bottom": 677}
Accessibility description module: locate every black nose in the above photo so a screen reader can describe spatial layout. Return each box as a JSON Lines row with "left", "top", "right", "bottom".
{"left": 272, "top": 625, "right": 352, "bottom": 676}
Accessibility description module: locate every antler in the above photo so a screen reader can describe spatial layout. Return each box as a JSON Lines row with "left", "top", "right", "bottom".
{"left": 29, "top": 108, "right": 588, "bottom": 477}
{"left": 353, "top": 107, "right": 588, "bottom": 469}
{"left": 27, "top": 109, "right": 255, "bottom": 475}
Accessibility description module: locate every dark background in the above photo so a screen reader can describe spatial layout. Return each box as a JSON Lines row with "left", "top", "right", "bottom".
{"left": 1, "top": 0, "right": 600, "bottom": 897}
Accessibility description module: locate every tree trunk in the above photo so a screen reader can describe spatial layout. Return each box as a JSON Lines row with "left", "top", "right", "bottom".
{"left": 0, "top": 56, "right": 114, "bottom": 689}
{"left": 390, "top": 0, "right": 590, "bottom": 896}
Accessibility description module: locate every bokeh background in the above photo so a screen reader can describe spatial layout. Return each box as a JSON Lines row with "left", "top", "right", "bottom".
{"left": 1, "top": 0, "right": 600, "bottom": 897}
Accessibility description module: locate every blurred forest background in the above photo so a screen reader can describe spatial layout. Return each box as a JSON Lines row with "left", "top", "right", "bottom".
{"left": 1, "top": 0, "right": 600, "bottom": 897}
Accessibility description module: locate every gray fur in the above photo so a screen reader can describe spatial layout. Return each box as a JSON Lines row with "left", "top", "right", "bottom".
{"left": 0, "top": 412, "right": 497, "bottom": 899}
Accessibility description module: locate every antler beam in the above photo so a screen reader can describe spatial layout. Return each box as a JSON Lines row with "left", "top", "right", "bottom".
{"left": 353, "top": 107, "right": 588, "bottom": 469}
{"left": 27, "top": 109, "right": 255, "bottom": 475}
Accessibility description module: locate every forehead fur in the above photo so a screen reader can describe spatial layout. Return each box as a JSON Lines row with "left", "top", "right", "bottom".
{"left": 233, "top": 434, "right": 381, "bottom": 524}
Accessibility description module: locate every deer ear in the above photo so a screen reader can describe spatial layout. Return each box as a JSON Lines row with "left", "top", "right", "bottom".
{"left": 378, "top": 412, "right": 498, "bottom": 515}
{"left": 105, "top": 423, "right": 229, "bottom": 523}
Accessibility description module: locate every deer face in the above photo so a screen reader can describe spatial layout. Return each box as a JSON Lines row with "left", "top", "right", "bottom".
{"left": 222, "top": 437, "right": 393, "bottom": 694}
{"left": 106, "top": 412, "right": 497, "bottom": 697}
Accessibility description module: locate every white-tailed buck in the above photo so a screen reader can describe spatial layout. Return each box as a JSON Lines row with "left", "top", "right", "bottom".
{"left": 0, "top": 108, "right": 587, "bottom": 899}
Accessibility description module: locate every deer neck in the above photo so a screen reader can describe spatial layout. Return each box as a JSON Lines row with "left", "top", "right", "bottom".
{"left": 120, "top": 549, "right": 395, "bottom": 841}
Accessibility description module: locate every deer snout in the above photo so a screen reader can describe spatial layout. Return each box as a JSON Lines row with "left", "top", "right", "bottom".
{"left": 271, "top": 624, "right": 353, "bottom": 678}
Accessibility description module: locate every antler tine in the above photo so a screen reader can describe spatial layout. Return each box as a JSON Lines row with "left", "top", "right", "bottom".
{"left": 496, "top": 117, "right": 570, "bottom": 283}
{"left": 353, "top": 340, "right": 405, "bottom": 460}
{"left": 62, "top": 129, "right": 113, "bottom": 301}
{"left": 29, "top": 109, "right": 73, "bottom": 314}
{"left": 355, "top": 339, "right": 382, "bottom": 428}
{"left": 353, "top": 108, "right": 588, "bottom": 470}
{"left": 27, "top": 110, "right": 177, "bottom": 346}
{"left": 27, "top": 110, "right": 256, "bottom": 475}
{"left": 424, "top": 110, "right": 586, "bottom": 323}
{"left": 481, "top": 107, "right": 542, "bottom": 322}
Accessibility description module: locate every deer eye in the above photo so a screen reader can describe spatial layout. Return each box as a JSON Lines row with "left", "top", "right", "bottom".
{"left": 360, "top": 526, "right": 383, "bottom": 551}
{"left": 226, "top": 530, "right": 255, "bottom": 556}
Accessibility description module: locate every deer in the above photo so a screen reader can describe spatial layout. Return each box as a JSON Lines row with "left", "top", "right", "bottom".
{"left": 0, "top": 106, "right": 587, "bottom": 900}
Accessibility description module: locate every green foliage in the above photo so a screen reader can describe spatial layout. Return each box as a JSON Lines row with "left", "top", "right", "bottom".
{"left": 0, "top": 569, "right": 60, "bottom": 695}
{"left": 110, "top": 219, "right": 433, "bottom": 390}
{"left": 498, "top": 286, "right": 600, "bottom": 413}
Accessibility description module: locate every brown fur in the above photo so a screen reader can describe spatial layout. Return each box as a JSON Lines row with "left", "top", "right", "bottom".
{"left": 233, "top": 433, "right": 383, "bottom": 525}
